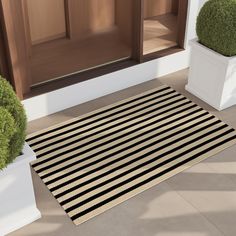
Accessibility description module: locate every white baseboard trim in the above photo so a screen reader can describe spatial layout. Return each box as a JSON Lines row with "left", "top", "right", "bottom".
{"left": 23, "top": 50, "right": 190, "bottom": 121}
{"left": 0, "top": 206, "right": 41, "bottom": 236}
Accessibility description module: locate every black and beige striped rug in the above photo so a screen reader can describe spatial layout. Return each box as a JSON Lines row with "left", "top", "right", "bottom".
{"left": 27, "top": 85, "right": 236, "bottom": 225}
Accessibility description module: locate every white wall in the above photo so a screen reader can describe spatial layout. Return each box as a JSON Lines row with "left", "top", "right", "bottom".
{"left": 23, "top": 0, "right": 204, "bottom": 121}
{"left": 199, "top": 0, "right": 208, "bottom": 9}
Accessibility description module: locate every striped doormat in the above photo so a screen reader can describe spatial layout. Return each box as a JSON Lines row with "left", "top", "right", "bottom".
{"left": 27, "top": 85, "right": 236, "bottom": 225}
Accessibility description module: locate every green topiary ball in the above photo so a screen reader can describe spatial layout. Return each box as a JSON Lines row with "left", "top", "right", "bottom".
{"left": 0, "top": 107, "right": 16, "bottom": 169}
{"left": 196, "top": 0, "right": 236, "bottom": 57}
{"left": 0, "top": 77, "right": 27, "bottom": 169}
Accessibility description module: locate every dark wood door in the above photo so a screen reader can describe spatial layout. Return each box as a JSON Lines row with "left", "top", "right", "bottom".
{"left": 0, "top": 0, "right": 188, "bottom": 99}
{"left": 25, "top": 0, "right": 135, "bottom": 86}
{"left": 0, "top": 0, "right": 134, "bottom": 96}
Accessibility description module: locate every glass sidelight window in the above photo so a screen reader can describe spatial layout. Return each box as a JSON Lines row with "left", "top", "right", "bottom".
{"left": 24, "top": 0, "right": 134, "bottom": 86}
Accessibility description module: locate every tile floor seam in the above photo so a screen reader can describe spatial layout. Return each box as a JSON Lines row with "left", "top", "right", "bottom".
{"left": 167, "top": 182, "right": 227, "bottom": 236}
{"left": 204, "top": 158, "right": 236, "bottom": 186}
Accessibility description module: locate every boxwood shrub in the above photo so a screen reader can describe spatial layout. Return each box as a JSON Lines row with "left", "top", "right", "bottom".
{"left": 196, "top": 0, "right": 236, "bottom": 57}
{"left": 0, "top": 77, "right": 27, "bottom": 170}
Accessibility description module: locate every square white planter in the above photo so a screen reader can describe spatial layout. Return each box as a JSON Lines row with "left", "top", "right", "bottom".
{"left": 185, "top": 39, "right": 236, "bottom": 110}
{"left": 0, "top": 143, "right": 41, "bottom": 236}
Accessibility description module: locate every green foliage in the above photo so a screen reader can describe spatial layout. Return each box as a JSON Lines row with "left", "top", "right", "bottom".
{"left": 0, "top": 108, "right": 15, "bottom": 169}
{"left": 0, "top": 77, "right": 27, "bottom": 169}
{"left": 196, "top": 0, "right": 236, "bottom": 57}
{"left": 0, "top": 133, "right": 9, "bottom": 170}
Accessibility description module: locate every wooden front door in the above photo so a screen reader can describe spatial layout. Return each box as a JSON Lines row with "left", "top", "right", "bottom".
{"left": 0, "top": 0, "right": 134, "bottom": 97}
{"left": 0, "top": 0, "right": 188, "bottom": 99}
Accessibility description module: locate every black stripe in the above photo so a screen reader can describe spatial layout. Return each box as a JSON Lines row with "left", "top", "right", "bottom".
{"left": 49, "top": 120, "right": 225, "bottom": 193}
{"left": 33, "top": 100, "right": 196, "bottom": 168}
{"left": 34, "top": 94, "right": 183, "bottom": 158}
{"left": 35, "top": 94, "right": 184, "bottom": 157}
{"left": 33, "top": 91, "right": 179, "bottom": 151}
{"left": 56, "top": 118, "right": 221, "bottom": 201}
{"left": 41, "top": 105, "right": 200, "bottom": 183}
{"left": 27, "top": 86, "right": 171, "bottom": 143}
{"left": 70, "top": 134, "right": 236, "bottom": 220}
{"left": 37, "top": 111, "right": 210, "bottom": 176}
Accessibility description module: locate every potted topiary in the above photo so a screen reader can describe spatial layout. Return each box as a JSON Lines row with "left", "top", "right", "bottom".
{"left": 185, "top": 0, "right": 236, "bottom": 110}
{"left": 0, "top": 77, "right": 41, "bottom": 235}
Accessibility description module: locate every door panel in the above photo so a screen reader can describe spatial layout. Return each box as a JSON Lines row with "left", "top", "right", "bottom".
{"left": 26, "top": 0, "right": 66, "bottom": 44}
{"left": 67, "top": 0, "right": 115, "bottom": 40}
{"left": 115, "top": 0, "right": 133, "bottom": 46}
{"left": 26, "top": 0, "right": 133, "bottom": 85}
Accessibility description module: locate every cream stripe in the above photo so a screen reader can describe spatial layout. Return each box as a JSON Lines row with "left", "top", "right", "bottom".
{"left": 55, "top": 118, "right": 222, "bottom": 199}
{"left": 27, "top": 85, "right": 170, "bottom": 141}
{"left": 33, "top": 91, "right": 181, "bottom": 153}
{"left": 38, "top": 104, "right": 201, "bottom": 182}
{"left": 40, "top": 111, "right": 213, "bottom": 181}
{"left": 72, "top": 138, "right": 236, "bottom": 225}
{"left": 33, "top": 98, "right": 194, "bottom": 166}
{"left": 57, "top": 124, "right": 230, "bottom": 205}
{"left": 67, "top": 130, "right": 235, "bottom": 217}
{"left": 30, "top": 88, "right": 176, "bottom": 148}
{"left": 48, "top": 115, "right": 218, "bottom": 192}
{"left": 36, "top": 105, "right": 205, "bottom": 175}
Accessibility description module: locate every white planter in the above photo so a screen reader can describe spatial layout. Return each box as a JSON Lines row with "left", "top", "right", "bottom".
{"left": 185, "top": 39, "right": 236, "bottom": 110}
{"left": 0, "top": 143, "right": 41, "bottom": 236}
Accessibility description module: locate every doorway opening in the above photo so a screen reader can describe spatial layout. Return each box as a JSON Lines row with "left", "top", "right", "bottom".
{"left": 143, "top": 0, "right": 184, "bottom": 55}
